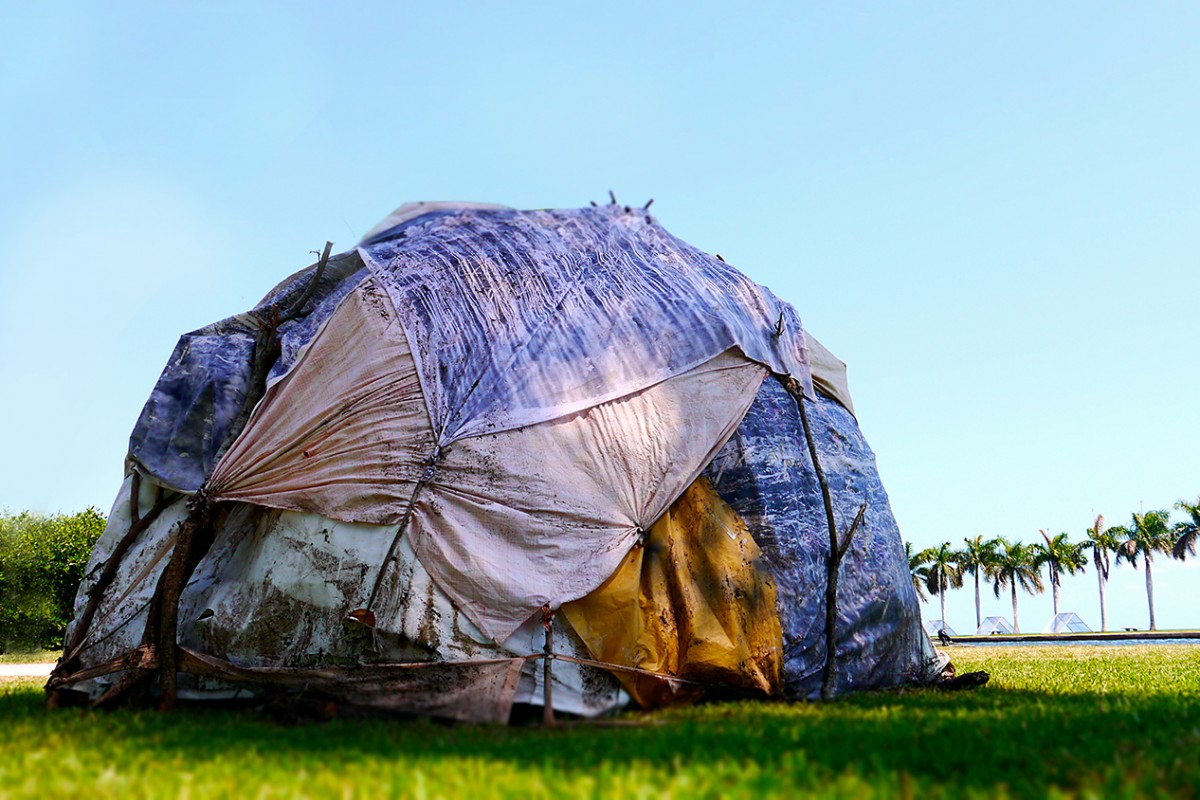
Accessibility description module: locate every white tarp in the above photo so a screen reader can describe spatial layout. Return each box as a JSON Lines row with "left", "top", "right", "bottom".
{"left": 410, "top": 350, "right": 766, "bottom": 640}
{"left": 358, "top": 206, "right": 811, "bottom": 445}
{"left": 64, "top": 479, "right": 628, "bottom": 718}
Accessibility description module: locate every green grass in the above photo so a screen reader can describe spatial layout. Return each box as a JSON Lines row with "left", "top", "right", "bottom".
{"left": 1, "top": 646, "right": 1198, "bottom": 798}
{"left": 0, "top": 649, "right": 61, "bottom": 664}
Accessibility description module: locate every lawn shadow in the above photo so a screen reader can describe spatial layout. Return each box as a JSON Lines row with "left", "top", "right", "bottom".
{"left": 4, "top": 677, "right": 1199, "bottom": 797}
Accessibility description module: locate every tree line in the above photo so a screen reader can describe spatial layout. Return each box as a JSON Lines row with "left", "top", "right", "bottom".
{"left": 907, "top": 497, "right": 1200, "bottom": 634}
{"left": 0, "top": 508, "right": 107, "bottom": 652}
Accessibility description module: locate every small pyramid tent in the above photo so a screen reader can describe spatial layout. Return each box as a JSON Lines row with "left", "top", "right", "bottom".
{"left": 976, "top": 616, "right": 1014, "bottom": 635}
{"left": 50, "top": 202, "right": 939, "bottom": 721}
{"left": 1043, "top": 613, "right": 1091, "bottom": 634}
{"left": 923, "top": 620, "right": 957, "bottom": 637}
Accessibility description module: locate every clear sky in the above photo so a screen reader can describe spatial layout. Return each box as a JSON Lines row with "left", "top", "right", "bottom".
{"left": 2, "top": 3, "right": 1197, "bottom": 632}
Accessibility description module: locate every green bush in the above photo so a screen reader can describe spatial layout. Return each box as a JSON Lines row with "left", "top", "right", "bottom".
{"left": 0, "top": 508, "right": 106, "bottom": 653}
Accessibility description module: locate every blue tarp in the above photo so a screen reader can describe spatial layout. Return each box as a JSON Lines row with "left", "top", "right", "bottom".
{"left": 705, "top": 380, "right": 934, "bottom": 698}
{"left": 359, "top": 205, "right": 811, "bottom": 444}
{"left": 131, "top": 204, "right": 813, "bottom": 490}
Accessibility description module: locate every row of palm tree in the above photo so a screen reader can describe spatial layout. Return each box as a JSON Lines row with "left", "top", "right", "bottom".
{"left": 907, "top": 497, "right": 1200, "bottom": 633}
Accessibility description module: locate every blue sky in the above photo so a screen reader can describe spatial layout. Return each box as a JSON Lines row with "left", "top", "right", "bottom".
{"left": 2, "top": 3, "right": 1197, "bottom": 632}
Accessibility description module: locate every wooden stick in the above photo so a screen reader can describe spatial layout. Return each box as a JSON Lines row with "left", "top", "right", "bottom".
{"left": 210, "top": 242, "right": 331, "bottom": 471}
{"left": 78, "top": 244, "right": 336, "bottom": 710}
{"left": 155, "top": 495, "right": 211, "bottom": 710}
{"left": 782, "top": 375, "right": 852, "bottom": 701}
{"left": 365, "top": 465, "right": 437, "bottom": 612}
{"left": 541, "top": 604, "right": 556, "bottom": 727}
{"left": 840, "top": 503, "right": 867, "bottom": 562}
{"left": 280, "top": 242, "right": 333, "bottom": 323}
{"left": 56, "top": 477, "right": 172, "bottom": 673}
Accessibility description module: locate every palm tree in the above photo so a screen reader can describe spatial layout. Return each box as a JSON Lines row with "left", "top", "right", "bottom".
{"left": 1037, "top": 530, "right": 1088, "bottom": 619}
{"left": 1115, "top": 509, "right": 1175, "bottom": 631}
{"left": 959, "top": 535, "right": 999, "bottom": 633}
{"left": 1173, "top": 498, "right": 1200, "bottom": 561}
{"left": 1085, "top": 515, "right": 1121, "bottom": 632}
{"left": 906, "top": 541, "right": 929, "bottom": 602}
{"left": 919, "top": 542, "right": 964, "bottom": 629}
{"left": 990, "top": 538, "right": 1044, "bottom": 633}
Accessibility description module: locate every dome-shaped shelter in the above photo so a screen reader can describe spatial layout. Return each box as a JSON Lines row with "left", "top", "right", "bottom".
{"left": 50, "top": 202, "right": 939, "bottom": 721}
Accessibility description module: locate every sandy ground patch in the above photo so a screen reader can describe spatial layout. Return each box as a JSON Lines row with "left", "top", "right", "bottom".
{"left": 0, "top": 663, "right": 53, "bottom": 678}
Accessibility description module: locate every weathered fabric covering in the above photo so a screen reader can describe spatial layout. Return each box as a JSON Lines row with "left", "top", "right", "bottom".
{"left": 62, "top": 484, "right": 629, "bottom": 718}
{"left": 207, "top": 278, "right": 435, "bottom": 522}
{"left": 62, "top": 474, "right": 189, "bottom": 669}
{"left": 180, "top": 649, "right": 527, "bottom": 725}
{"left": 411, "top": 351, "right": 765, "bottom": 640}
{"left": 61, "top": 201, "right": 936, "bottom": 716}
{"left": 130, "top": 204, "right": 813, "bottom": 495}
{"left": 127, "top": 250, "right": 369, "bottom": 492}
{"left": 704, "top": 380, "right": 938, "bottom": 698}
{"left": 203, "top": 264, "right": 766, "bottom": 640}
{"left": 562, "top": 476, "right": 782, "bottom": 708}
{"left": 805, "top": 334, "right": 855, "bottom": 417}
{"left": 359, "top": 201, "right": 512, "bottom": 245}
{"left": 358, "top": 205, "right": 812, "bottom": 444}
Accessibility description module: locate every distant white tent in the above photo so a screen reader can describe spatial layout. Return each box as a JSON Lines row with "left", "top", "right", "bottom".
{"left": 1043, "top": 612, "right": 1091, "bottom": 634}
{"left": 923, "top": 620, "right": 956, "bottom": 637}
{"left": 976, "top": 616, "right": 1014, "bottom": 635}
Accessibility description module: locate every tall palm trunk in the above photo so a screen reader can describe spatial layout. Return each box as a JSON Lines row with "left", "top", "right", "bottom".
{"left": 1145, "top": 553, "right": 1157, "bottom": 631}
{"left": 973, "top": 570, "right": 982, "bottom": 632}
{"left": 1011, "top": 582, "right": 1019, "bottom": 633}
{"left": 1051, "top": 571, "right": 1060, "bottom": 618}
{"left": 939, "top": 577, "right": 947, "bottom": 628}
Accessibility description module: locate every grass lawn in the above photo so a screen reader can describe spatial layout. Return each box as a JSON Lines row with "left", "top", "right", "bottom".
{"left": 1, "top": 645, "right": 1197, "bottom": 798}
{"left": 0, "top": 650, "right": 61, "bottom": 665}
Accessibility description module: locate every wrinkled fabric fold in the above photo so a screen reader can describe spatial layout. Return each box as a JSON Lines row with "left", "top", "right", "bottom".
{"left": 411, "top": 352, "right": 767, "bottom": 641}
{"left": 208, "top": 278, "right": 436, "bottom": 523}
{"left": 563, "top": 476, "right": 783, "bottom": 708}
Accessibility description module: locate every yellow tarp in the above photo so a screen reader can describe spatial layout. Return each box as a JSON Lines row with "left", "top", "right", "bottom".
{"left": 562, "top": 476, "right": 783, "bottom": 708}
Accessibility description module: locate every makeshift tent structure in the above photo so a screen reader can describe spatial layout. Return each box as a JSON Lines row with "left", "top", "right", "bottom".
{"left": 976, "top": 617, "right": 1014, "bottom": 635}
{"left": 50, "top": 202, "right": 940, "bottom": 721}
{"left": 1043, "top": 613, "right": 1091, "bottom": 634}
{"left": 923, "top": 620, "right": 957, "bottom": 637}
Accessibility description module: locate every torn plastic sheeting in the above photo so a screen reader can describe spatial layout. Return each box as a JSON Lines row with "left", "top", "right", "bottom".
{"left": 359, "top": 205, "right": 813, "bottom": 445}
{"left": 173, "top": 506, "right": 628, "bottom": 718}
{"left": 704, "top": 379, "right": 935, "bottom": 698}
{"left": 562, "top": 476, "right": 783, "bottom": 708}
{"left": 196, "top": 252, "right": 767, "bottom": 640}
